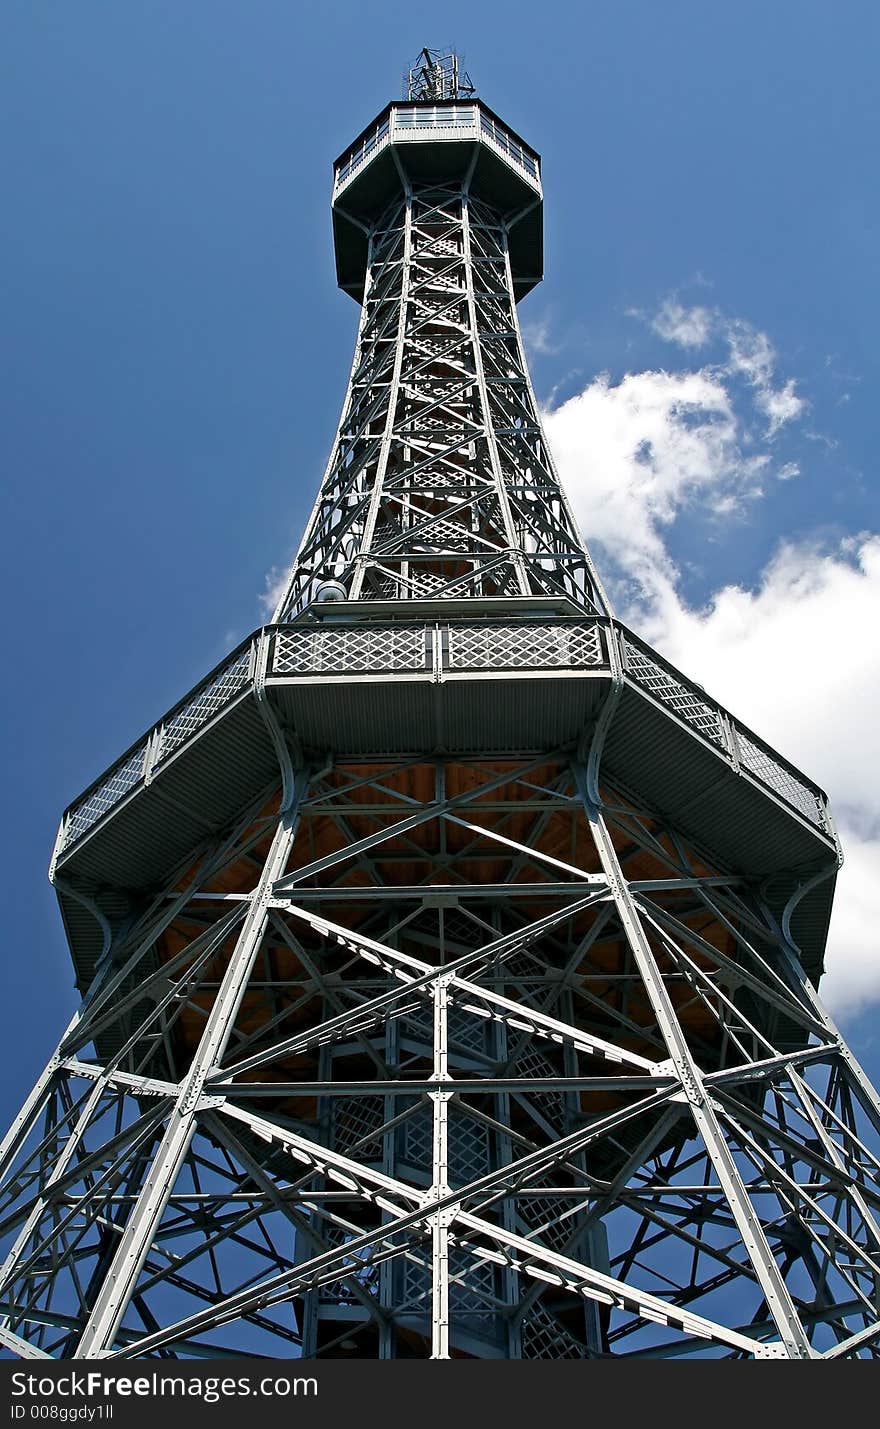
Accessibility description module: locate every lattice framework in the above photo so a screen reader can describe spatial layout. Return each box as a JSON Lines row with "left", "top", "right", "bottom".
{"left": 273, "top": 185, "right": 607, "bottom": 619}
{"left": 2, "top": 748, "right": 879, "bottom": 1360}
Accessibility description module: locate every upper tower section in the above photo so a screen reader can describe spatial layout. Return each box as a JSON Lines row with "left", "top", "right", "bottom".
{"left": 332, "top": 49, "right": 543, "bottom": 302}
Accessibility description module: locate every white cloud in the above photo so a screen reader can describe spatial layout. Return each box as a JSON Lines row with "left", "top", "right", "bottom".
{"left": 720, "top": 319, "right": 806, "bottom": 435}
{"left": 543, "top": 346, "right": 880, "bottom": 1020}
{"left": 635, "top": 303, "right": 807, "bottom": 438}
{"left": 647, "top": 298, "right": 715, "bottom": 349}
{"left": 543, "top": 368, "right": 762, "bottom": 608}
{"left": 260, "top": 564, "right": 289, "bottom": 618}
{"left": 819, "top": 827, "right": 880, "bottom": 1018}
{"left": 522, "top": 315, "right": 559, "bottom": 357}
{"left": 757, "top": 378, "right": 806, "bottom": 436}
{"left": 725, "top": 319, "right": 776, "bottom": 388}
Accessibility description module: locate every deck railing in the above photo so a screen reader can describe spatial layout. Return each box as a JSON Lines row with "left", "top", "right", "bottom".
{"left": 56, "top": 619, "right": 830, "bottom": 857}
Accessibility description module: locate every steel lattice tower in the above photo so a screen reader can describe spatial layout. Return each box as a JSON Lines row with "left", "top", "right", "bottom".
{"left": 2, "top": 50, "right": 880, "bottom": 1362}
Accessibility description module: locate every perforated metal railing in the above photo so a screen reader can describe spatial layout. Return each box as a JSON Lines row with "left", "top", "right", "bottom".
{"left": 63, "top": 744, "right": 150, "bottom": 847}
{"left": 58, "top": 642, "right": 256, "bottom": 851}
{"left": 56, "top": 620, "right": 831, "bottom": 857}
{"left": 274, "top": 625, "right": 429, "bottom": 675}
{"left": 735, "top": 730, "right": 827, "bottom": 828}
{"left": 620, "top": 632, "right": 828, "bottom": 830}
{"left": 448, "top": 623, "right": 604, "bottom": 671}
{"left": 622, "top": 638, "right": 727, "bottom": 748}
{"left": 157, "top": 649, "right": 252, "bottom": 765}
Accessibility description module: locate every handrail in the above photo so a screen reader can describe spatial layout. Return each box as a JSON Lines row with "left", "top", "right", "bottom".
{"left": 56, "top": 618, "right": 831, "bottom": 858}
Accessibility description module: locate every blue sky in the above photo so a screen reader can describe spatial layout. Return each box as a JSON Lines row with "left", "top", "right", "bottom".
{"left": 1, "top": 0, "right": 879, "bottom": 1131}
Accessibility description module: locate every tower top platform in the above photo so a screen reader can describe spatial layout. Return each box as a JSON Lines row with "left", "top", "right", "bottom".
{"left": 332, "top": 98, "right": 543, "bottom": 301}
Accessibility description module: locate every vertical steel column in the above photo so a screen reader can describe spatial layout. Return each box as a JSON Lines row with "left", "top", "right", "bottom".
{"left": 572, "top": 762, "right": 815, "bottom": 1359}
{"left": 348, "top": 186, "right": 412, "bottom": 600}
{"left": 74, "top": 776, "right": 309, "bottom": 1357}
{"left": 378, "top": 1011, "right": 400, "bottom": 1358}
{"left": 460, "top": 189, "right": 530, "bottom": 598}
{"left": 501, "top": 236, "right": 612, "bottom": 617}
{"left": 429, "top": 975, "right": 453, "bottom": 1359}
{"left": 494, "top": 1009, "right": 523, "bottom": 1358}
{"left": 270, "top": 223, "right": 378, "bottom": 619}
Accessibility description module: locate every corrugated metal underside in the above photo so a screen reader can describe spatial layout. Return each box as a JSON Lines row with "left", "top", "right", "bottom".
{"left": 59, "top": 695, "right": 276, "bottom": 890}
{"left": 606, "top": 684, "right": 829, "bottom": 876}
{"left": 268, "top": 670, "right": 607, "bottom": 754}
{"left": 55, "top": 670, "right": 836, "bottom": 994}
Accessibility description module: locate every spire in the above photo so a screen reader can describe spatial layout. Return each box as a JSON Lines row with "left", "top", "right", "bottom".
{"left": 406, "top": 46, "right": 476, "bottom": 102}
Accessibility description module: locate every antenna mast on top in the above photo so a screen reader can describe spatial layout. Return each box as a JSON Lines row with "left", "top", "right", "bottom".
{"left": 406, "top": 46, "right": 476, "bottom": 101}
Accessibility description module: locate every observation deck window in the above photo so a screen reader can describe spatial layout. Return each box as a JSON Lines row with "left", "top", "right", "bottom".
{"left": 335, "top": 105, "right": 540, "bottom": 191}
{"left": 393, "top": 104, "right": 477, "bottom": 129}
{"left": 336, "top": 117, "right": 391, "bottom": 185}
{"left": 480, "top": 113, "right": 538, "bottom": 178}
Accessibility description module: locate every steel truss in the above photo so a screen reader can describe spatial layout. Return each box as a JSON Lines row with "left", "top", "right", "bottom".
{"left": 2, "top": 747, "right": 879, "bottom": 1359}
{"left": 272, "top": 182, "right": 609, "bottom": 620}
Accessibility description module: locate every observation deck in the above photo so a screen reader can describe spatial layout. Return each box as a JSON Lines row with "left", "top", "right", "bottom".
{"left": 332, "top": 100, "right": 543, "bottom": 300}
{"left": 51, "top": 601, "right": 837, "bottom": 996}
